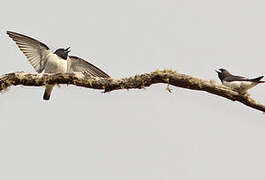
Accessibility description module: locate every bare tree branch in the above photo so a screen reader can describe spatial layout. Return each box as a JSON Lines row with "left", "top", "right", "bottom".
{"left": 0, "top": 70, "right": 264, "bottom": 112}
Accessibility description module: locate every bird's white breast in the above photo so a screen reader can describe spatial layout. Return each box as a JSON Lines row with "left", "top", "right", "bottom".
{"left": 223, "top": 81, "right": 241, "bottom": 89}
{"left": 223, "top": 81, "right": 258, "bottom": 93}
{"left": 44, "top": 54, "right": 68, "bottom": 73}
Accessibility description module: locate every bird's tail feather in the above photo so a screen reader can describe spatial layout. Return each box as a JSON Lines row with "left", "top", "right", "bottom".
{"left": 251, "top": 76, "right": 265, "bottom": 83}
{"left": 43, "top": 85, "right": 54, "bottom": 100}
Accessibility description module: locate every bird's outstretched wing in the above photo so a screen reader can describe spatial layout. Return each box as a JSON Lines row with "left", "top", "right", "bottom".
{"left": 7, "top": 31, "right": 51, "bottom": 73}
{"left": 68, "top": 56, "right": 110, "bottom": 78}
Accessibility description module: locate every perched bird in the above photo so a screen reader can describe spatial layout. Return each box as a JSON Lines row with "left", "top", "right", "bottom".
{"left": 7, "top": 31, "right": 110, "bottom": 100}
{"left": 216, "top": 68, "right": 264, "bottom": 93}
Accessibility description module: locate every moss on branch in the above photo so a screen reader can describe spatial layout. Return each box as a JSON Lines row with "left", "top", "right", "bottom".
{"left": 0, "top": 70, "right": 264, "bottom": 113}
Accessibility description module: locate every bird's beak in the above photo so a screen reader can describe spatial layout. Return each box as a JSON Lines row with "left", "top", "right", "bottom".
{"left": 215, "top": 69, "right": 220, "bottom": 73}
{"left": 65, "top": 47, "right": 71, "bottom": 53}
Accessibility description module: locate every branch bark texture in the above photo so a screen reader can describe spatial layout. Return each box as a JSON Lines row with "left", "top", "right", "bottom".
{"left": 0, "top": 70, "right": 264, "bottom": 112}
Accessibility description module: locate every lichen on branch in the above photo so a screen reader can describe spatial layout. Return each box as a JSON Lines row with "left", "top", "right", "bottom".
{"left": 0, "top": 70, "right": 264, "bottom": 113}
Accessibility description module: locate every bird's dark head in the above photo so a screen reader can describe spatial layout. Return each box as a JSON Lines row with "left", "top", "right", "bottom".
{"left": 215, "top": 68, "right": 231, "bottom": 82}
{"left": 54, "top": 47, "right": 70, "bottom": 60}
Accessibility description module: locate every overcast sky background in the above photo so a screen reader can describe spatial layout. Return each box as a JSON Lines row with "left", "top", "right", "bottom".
{"left": 0, "top": 0, "right": 265, "bottom": 179}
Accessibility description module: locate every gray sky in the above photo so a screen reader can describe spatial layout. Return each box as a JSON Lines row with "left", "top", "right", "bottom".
{"left": 1, "top": 0, "right": 265, "bottom": 179}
